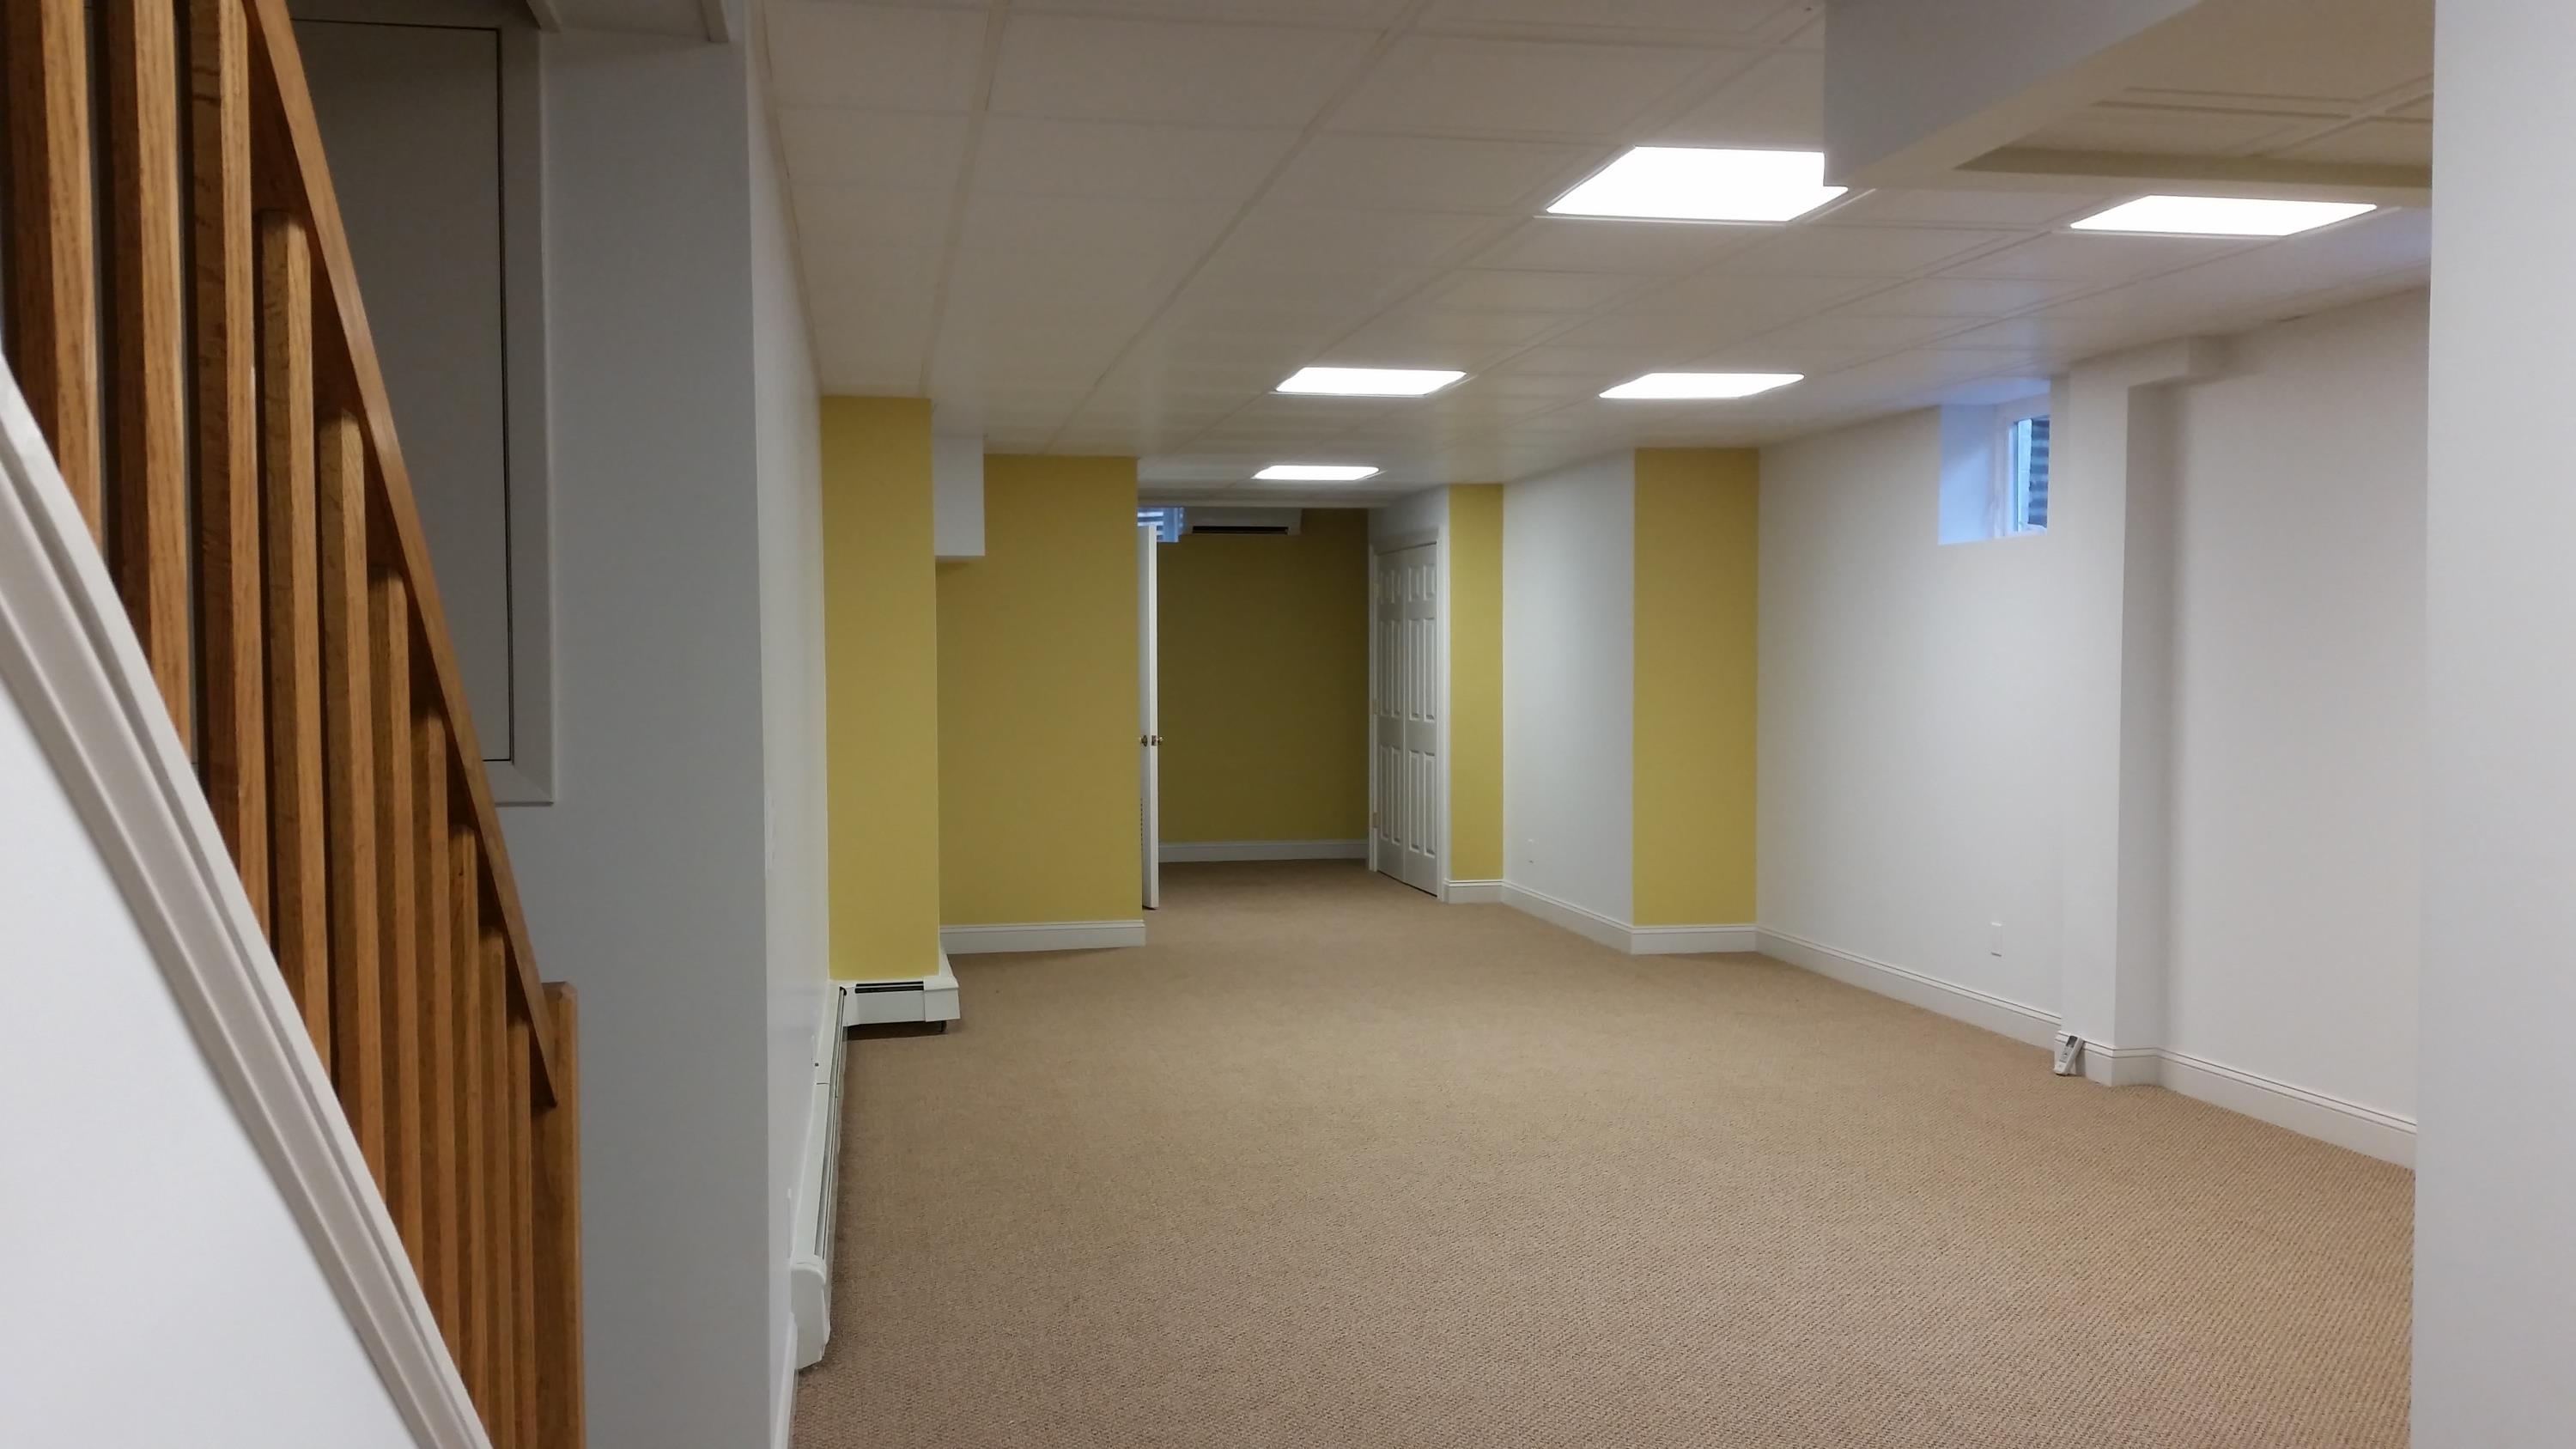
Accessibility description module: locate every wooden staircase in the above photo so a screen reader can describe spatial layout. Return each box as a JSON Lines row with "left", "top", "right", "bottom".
{"left": 3, "top": 0, "right": 583, "bottom": 1441}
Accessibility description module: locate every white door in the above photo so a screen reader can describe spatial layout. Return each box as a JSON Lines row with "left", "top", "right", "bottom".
{"left": 1139, "top": 523, "right": 1162, "bottom": 910}
{"left": 1372, "top": 543, "right": 1439, "bottom": 895}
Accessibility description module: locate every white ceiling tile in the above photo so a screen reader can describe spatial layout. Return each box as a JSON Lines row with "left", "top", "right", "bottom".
{"left": 2019, "top": 103, "right": 2308, "bottom": 155}
{"left": 943, "top": 245, "right": 1196, "bottom": 316}
{"left": 768, "top": 2, "right": 988, "bottom": 112}
{"left": 1215, "top": 207, "right": 1501, "bottom": 273}
{"left": 991, "top": 14, "right": 1376, "bottom": 127}
{"left": 1018, "top": 0, "right": 1409, "bottom": 21}
{"left": 1492, "top": 343, "right": 1694, "bottom": 378}
{"left": 779, "top": 108, "right": 971, "bottom": 192}
{"left": 1429, "top": 268, "right": 1653, "bottom": 312}
{"left": 1422, "top": 0, "right": 1796, "bottom": 39}
{"left": 1829, "top": 276, "right": 2093, "bottom": 318}
{"left": 1826, "top": 189, "right": 2103, "bottom": 228}
{"left": 794, "top": 186, "right": 954, "bottom": 254}
{"left": 1328, "top": 35, "right": 1730, "bottom": 141}
{"left": 1942, "top": 232, "right": 2255, "bottom": 283}
{"left": 1544, "top": 309, "right": 1760, "bottom": 350}
{"left": 1752, "top": 312, "right": 1981, "bottom": 352}
{"left": 1930, "top": 314, "right": 2168, "bottom": 355}
{"left": 1615, "top": 269, "right": 1881, "bottom": 319}
{"left": 1475, "top": 216, "right": 1765, "bottom": 274}
{"left": 1639, "top": 49, "right": 1821, "bottom": 149}
{"left": 2264, "top": 118, "right": 2433, "bottom": 167}
{"left": 1266, "top": 133, "right": 1600, "bottom": 214}
{"left": 958, "top": 192, "right": 1235, "bottom": 262}
{"left": 1724, "top": 225, "right": 2022, "bottom": 277}
{"left": 1338, "top": 307, "right": 1577, "bottom": 350}
{"left": 971, "top": 116, "right": 1299, "bottom": 202}
{"left": 2118, "top": 0, "right": 2431, "bottom": 106}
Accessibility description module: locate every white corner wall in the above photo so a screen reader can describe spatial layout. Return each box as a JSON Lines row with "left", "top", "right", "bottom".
{"left": 501, "top": 31, "right": 775, "bottom": 1449}
{"left": 1502, "top": 454, "right": 1633, "bottom": 923}
{"left": 0, "top": 685, "right": 416, "bottom": 1448}
{"left": 1758, "top": 290, "right": 2427, "bottom": 1142}
{"left": 2162, "top": 292, "right": 2425, "bottom": 1121}
{"left": 749, "top": 48, "right": 830, "bottom": 1447}
{"left": 2418, "top": 3, "right": 2576, "bottom": 1435}
{"left": 1759, "top": 408, "right": 2068, "bottom": 1016}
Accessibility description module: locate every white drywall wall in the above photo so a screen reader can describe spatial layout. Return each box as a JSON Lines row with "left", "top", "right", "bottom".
{"left": 1502, "top": 454, "right": 1633, "bottom": 922}
{"left": 1759, "top": 408, "right": 2068, "bottom": 1014}
{"left": 749, "top": 52, "right": 830, "bottom": 1446}
{"left": 501, "top": 31, "right": 774, "bottom": 1449}
{"left": 2162, "top": 292, "right": 2424, "bottom": 1120}
{"left": 0, "top": 679, "right": 416, "bottom": 1449}
{"left": 2416, "top": 0, "right": 2576, "bottom": 1438}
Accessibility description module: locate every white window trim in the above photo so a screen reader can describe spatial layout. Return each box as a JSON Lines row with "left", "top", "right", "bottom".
{"left": 1993, "top": 394, "right": 2050, "bottom": 539}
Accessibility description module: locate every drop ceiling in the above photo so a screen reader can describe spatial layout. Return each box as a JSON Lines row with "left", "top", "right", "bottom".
{"left": 760, "top": 0, "right": 2431, "bottom": 502}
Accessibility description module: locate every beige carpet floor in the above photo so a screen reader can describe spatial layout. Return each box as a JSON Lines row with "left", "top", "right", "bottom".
{"left": 795, "top": 861, "right": 2411, "bottom": 1448}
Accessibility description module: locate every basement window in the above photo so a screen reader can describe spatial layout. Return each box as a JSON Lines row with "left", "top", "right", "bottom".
{"left": 1137, "top": 506, "right": 1185, "bottom": 543}
{"left": 2000, "top": 400, "right": 2050, "bottom": 534}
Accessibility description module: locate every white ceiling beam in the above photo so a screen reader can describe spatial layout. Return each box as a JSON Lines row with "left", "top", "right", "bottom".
{"left": 1823, "top": 0, "right": 2208, "bottom": 186}
{"left": 1959, "top": 148, "right": 2431, "bottom": 207}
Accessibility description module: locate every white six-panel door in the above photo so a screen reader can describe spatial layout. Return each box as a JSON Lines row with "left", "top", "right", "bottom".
{"left": 1372, "top": 543, "right": 1438, "bottom": 895}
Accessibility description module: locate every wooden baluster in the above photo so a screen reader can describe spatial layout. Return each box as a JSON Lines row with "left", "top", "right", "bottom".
{"left": 258, "top": 210, "right": 327, "bottom": 1061}
{"left": 319, "top": 409, "right": 380, "bottom": 1170}
{"left": 189, "top": 0, "right": 266, "bottom": 925}
{"left": 3, "top": 0, "right": 100, "bottom": 536}
{"left": 536, "top": 983, "right": 585, "bottom": 1449}
{"left": 512, "top": 1006, "right": 539, "bottom": 1449}
{"left": 370, "top": 563, "right": 422, "bottom": 1265}
{"left": 411, "top": 686, "right": 459, "bottom": 1346}
{"left": 456, "top": 823, "right": 490, "bottom": 1426}
{"left": 489, "top": 938, "right": 517, "bottom": 1445}
{"left": 104, "top": 0, "right": 191, "bottom": 737}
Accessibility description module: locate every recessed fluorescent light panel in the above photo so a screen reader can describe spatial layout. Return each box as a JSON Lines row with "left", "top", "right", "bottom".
{"left": 1547, "top": 147, "right": 1846, "bottom": 223}
{"left": 2069, "top": 195, "right": 2377, "bottom": 237}
{"left": 1255, "top": 464, "right": 1380, "bottom": 482}
{"left": 1276, "top": 366, "right": 1466, "bottom": 397}
{"left": 1601, "top": 372, "right": 1802, "bottom": 400}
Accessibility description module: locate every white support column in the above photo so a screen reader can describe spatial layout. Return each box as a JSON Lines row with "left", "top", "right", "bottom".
{"left": 2416, "top": 3, "right": 2576, "bottom": 1441}
{"left": 2054, "top": 338, "right": 2217, "bottom": 1080}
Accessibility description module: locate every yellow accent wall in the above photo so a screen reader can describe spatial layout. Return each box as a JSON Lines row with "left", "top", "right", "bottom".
{"left": 938, "top": 456, "right": 1140, "bottom": 926}
{"left": 1445, "top": 485, "right": 1505, "bottom": 882}
{"left": 1157, "top": 508, "right": 1369, "bottom": 843}
{"left": 820, "top": 398, "right": 942, "bottom": 980}
{"left": 1631, "top": 449, "right": 1759, "bottom": 926}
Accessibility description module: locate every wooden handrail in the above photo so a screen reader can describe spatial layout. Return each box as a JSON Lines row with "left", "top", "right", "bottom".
{"left": 3, "top": 2, "right": 580, "bottom": 1441}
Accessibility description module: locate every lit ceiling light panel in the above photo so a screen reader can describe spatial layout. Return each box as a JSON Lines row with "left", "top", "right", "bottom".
{"left": 2069, "top": 195, "right": 2377, "bottom": 237}
{"left": 1601, "top": 372, "right": 1803, "bottom": 400}
{"left": 1276, "top": 366, "right": 1467, "bottom": 397}
{"left": 1255, "top": 464, "right": 1381, "bottom": 481}
{"left": 1547, "top": 147, "right": 1847, "bottom": 223}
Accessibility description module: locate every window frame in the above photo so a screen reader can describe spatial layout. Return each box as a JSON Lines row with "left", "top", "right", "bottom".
{"left": 1994, "top": 393, "right": 2050, "bottom": 538}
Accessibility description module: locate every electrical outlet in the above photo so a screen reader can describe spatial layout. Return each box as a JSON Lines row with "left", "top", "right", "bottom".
{"left": 1523, "top": 837, "right": 1538, "bottom": 866}
{"left": 1989, "top": 920, "right": 2004, "bottom": 957}
{"left": 2052, "top": 1032, "right": 2084, "bottom": 1076}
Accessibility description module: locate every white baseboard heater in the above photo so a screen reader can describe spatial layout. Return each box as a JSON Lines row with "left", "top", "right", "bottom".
{"left": 791, "top": 963, "right": 962, "bottom": 1369}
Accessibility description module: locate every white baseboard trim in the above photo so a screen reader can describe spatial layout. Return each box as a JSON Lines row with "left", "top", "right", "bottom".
{"left": 1755, "top": 928, "right": 2060, "bottom": 1048}
{"left": 772, "top": 1312, "right": 800, "bottom": 1449}
{"left": 1160, "top": 838, "right": 1365, "bottom": 863}
{"left": 1752, "top": 928, "right": 2415, "bottom": 1166}
{"left": 1631, "top": 923, "right": 1759, "bottom": 955}
{"left": 939, "top": 920, "right": 1146, "bottom": 955}
{"left": 1500, "top": 883, "right": 1631, "bottom": 952}
{"left": 2151, "top": 1047, "right": 2414, "bottom": 1166}
{"left": 1443, "top": 879, "right": 1506, "bottom": 904}
{"left": 789, "top": 982, "right": 848, "bottom": 1374}
{"left": 1495, "top": 885, "right": 1754, "bottom": 955}
{"left": 843, "top": 954, "right": 962, "bottom": 1023}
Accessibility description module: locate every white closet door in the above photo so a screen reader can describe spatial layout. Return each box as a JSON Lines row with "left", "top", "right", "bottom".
{"left": 1373, "top": 543, "right": 1438, "bottom": 896}
{"left": 1139, "top": 524, "right": 1161, "bottom": 910}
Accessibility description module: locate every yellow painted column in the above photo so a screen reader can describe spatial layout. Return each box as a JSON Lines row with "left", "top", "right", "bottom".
{"left": 1445, "top": 484, "right": 1506, "bottom": 883}
{"left": 820, "top": 397, "right": 943, "bottom": 980}
{"left": 1631, "top": 449, "right": 1759, "bottom": 927}
{"left": 937, "top": 456, "right": 1141, "bottom": 927}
